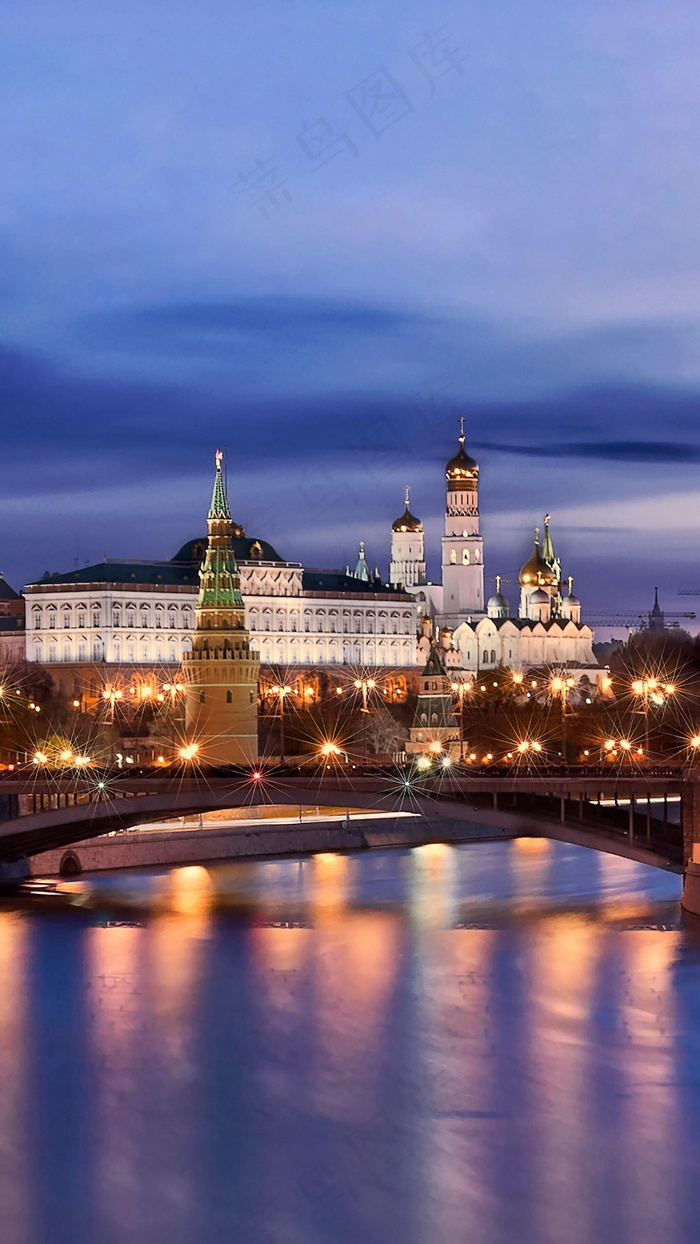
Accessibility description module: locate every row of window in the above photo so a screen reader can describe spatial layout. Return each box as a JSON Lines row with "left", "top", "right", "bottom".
{"left": 32, "top": 605, "right": 192, "bottom": 630}
{"left": 249, "top": 617, "right": 411, "bottom": 635}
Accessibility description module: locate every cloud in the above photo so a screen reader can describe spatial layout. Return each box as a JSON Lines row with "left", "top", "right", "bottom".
{"left": 476, "top": 440, "right": 700, "bottom": 463}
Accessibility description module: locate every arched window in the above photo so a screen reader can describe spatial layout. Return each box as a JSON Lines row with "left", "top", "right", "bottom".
{"left": 449, "top": 549, "right": 457, "bottom": 564}
{"left": 462, "top": 549, "right": 470, "bottom": 565}
{"left": 226, "top": 689, "right": 232, "bottom": 703}
{"left": 199, "top": 689, "right": 206, "bottom": 703}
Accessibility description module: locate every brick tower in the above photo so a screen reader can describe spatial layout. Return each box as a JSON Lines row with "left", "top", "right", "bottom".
{"left": 182, "top": 450, "right": 259, "bottom": 764}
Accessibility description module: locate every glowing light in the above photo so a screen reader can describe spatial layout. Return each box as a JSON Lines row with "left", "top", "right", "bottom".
{"left": 97, "top": 781, "right": 106, "bottom": 790}
{"left": 602, "top": 676, "right": 612, "bottom": 690}
{"left": 691, "top": 736, "right": 700, "bottom": 749}
{"left": 464, "top": 682, "right": 473, "bottom": 691}
{"left": 620, "top": 739, "right": 632, "bottom": 751}
{"left": 59, "top": 749, "right": 72, "bottom": 762}
{"left": 517, "top": 741, "right": 529, "bottom": 753}
{"left": 74, "top": 756, "right": 91, "bottom": 767}
{"left": 513, "top": 673, "right": 524, "bottom": 685}
{"left": 551, "top": 677, "right": 563, "bottom": 692}
{"left": 157, "top": 755, "right": 166, "bottom": 764}
{"left": 33, "top": 751, "right": 48, "bottom": 764}
{"left": 416, "top": 755, "right": 432, "bottom": 770}
{"left": 179, "top": 743, "right": 199, "bottom": 761}
{"left": 73, "top": 699, "right": 80, "bottom": 708}
{"left": 583, "top": 749, "right": 590, "bottom": 756}
{"left": 665, "top": 684, "right": 676, "bottom": 694}
{"left": 428, "top": 741, "right": 443, "bottom": 754}
{"left": 480, "top": 685, "right": 486, "bottom": 691}
{"left": 632, "top": 680, "right": 644, "bottom": 695}
{"left": 336, "top": 687, "right": 343, "bottom": 695}
{"left": 251, "top": 770, "right": 263, "bottom": 781}
{"left": 531, "top": 741, "right": 543, "bottom": 753}
{"left": 604, "top": 739, "right": 615, "bottom": 751}
{"left": 320, "top": 741, "right": 341, "bottom": 757}
{"left": 485, "top": 752, "right": 493, "bottom": 761}
{"left": 531, "top": 680, "right": 537, "bottom": 689}
{"left": 469, "top": 752, "right": 476, "bottom": 761}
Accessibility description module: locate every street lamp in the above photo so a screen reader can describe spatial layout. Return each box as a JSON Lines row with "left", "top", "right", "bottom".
{"left": 354, "top": 677, "right": 377, "bottom": 758}
{"left": 631, "top": 676, "right": 672, "bottom": 756}
{"left": 450, "top": 678, "right": 472, "bottom": 761}
{"left": 268, "top": 684, "right": 292, "bottom": 761}
{"left": 179, "top": 743, "right": 199, "bottom": 761}
{"left": 550, "top": 675, "right": 575, "bottom": 762}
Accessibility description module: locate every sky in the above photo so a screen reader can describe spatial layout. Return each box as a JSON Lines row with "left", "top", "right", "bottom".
{"left": 2, "top": 0, "right": 700, "bottom": 619}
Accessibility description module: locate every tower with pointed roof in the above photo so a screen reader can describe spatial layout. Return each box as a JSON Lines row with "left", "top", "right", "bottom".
{"left": 406, "top": 642, "right": 460, "bottom": 758}
{"left": 181, "top": 450, "right": 259, "bottom": 764}
{"left": 441, "top": 419, "right": 485, "bottom": 622}
{"left": 389, "top": 486, "right": 426, "bottom": 588}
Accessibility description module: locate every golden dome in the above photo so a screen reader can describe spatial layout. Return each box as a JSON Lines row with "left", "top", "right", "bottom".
{"left": 392, "top": 505, "right": 422, "bottom": 533}
{"left": 445, "top": 426, "right": 478, "bottom": 482}
{"left": 391, "top": 486, "right": 422, "bottom": 532}
{"left": 519, "top": 533, "right": 557, "bottom": 586}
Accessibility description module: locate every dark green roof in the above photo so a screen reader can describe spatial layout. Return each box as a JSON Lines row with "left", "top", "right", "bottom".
{"left": 421, "top": 642, "right": 447, "bottom": 676}
{"left": 172, "top": 536, "right": 286, "bottom": 564}
{"left": 29, "top": 561, "right": 198, "bottom": 588}
{"left": 301, "top": 570, "right": 409, "bottom": 596}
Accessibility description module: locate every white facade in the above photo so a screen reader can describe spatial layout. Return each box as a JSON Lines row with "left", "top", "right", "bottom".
{"left": 27, "top": 584, "right": 195, "bottom": 666}
{"left": 451, "top": 616, "right": 596, "bottom": 672}
{"left": 25, "top": 560, "right": 418, "bottom": 669}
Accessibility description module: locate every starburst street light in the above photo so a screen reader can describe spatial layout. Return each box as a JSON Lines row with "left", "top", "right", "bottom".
{"left": 550, "top": 673, "right": 576, "bottom": 761}
{"left": 179, "top": 743, "right": 199, "bottom": 761}
{"left": 631, "top": 675, "right": 674, "bottom": 755}
{"left": 353, "top": 676, "right": 378, "bottom": 758}
{"left": 267, "top": 683, "right": 293, "bottom": 761}
{"left": 320, "top": 741, "right": 341, "bottom": 759}
{"left": 450, "top": 678, "right": 474, "bottom": 762}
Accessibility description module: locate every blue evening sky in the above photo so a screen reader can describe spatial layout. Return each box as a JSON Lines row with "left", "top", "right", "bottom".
{"left": 2, "top": 0, "right": 700, "bottom": 614}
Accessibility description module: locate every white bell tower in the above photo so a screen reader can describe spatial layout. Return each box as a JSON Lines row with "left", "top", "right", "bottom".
{"left": 389, "top": 486, "right": 426, "bottom": 588}
{"left": 441, "top": 418, "right": 484, "bottom": 621}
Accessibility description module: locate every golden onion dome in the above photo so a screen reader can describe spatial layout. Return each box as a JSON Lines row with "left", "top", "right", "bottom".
{"left": 392, "top": 487, "right": 422, "bottom": 533}
{"left": 519, "top": 533, "right": 557, "bottom": 587}
{"left": 391, "top": 503, "right": 423, "bottom": 533}
{"left": 445, "top": 434, "right": 478, "bottom": 482}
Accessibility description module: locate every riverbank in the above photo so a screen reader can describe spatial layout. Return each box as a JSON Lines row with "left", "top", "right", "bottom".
{"left": 30, "top": 811, "right": 516, "bottom": 877}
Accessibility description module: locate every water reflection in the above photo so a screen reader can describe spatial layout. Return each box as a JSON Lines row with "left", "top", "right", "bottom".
{"left": 4, "top": 840, "right": 700, "bottom": 1243}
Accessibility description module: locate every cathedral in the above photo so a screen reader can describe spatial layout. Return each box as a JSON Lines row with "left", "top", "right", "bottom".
{"left": 385, "top": 421, "right": 599, "bottom": 683}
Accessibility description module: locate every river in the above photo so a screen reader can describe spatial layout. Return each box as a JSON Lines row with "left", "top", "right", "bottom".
{"left": 1, "top": 838, "right": 699, "bottom": 1244}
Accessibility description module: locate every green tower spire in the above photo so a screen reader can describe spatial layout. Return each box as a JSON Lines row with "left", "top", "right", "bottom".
{"left": 209, "top": 448, "right": 231, "bottom": 520}
{"left": 198, "top": 449, "right": 244, "bottom": 609}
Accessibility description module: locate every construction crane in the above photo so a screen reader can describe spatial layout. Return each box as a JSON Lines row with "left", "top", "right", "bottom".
{"left": 584, "top": 611, "right": 695, "bottom": 624}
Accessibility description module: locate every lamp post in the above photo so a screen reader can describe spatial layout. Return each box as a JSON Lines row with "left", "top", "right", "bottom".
{"left": 269, "top": 684, "right": 292, "bottom": 761}
{"left": 450, "top": 679, "right": 473, "bottom": 762}
{"left": 354, "top": 677, "right": 376, "bottom": 758}
{"left": 162, "top": 681, "right": 185, "bottom": 757}
{"left": 631, "top": 677, "right": 674, "bottom": 758}
{"left": 102, "top": 685, "right": 123, "bottom": 765}
{"left": 550, "top": 675, "right": 575, "bottom": 764}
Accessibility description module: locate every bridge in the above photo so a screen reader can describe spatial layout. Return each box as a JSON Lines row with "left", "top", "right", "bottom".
{"left": 1, "top": 766, "right": 699, "bottom": 899}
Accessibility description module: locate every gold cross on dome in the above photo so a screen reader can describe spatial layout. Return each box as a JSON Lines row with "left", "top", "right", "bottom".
{"left": 459, "top": 415, "right": 465, "bottom": 441}
{"left": 215, "top": 448, "right": 223, "bottom": 468}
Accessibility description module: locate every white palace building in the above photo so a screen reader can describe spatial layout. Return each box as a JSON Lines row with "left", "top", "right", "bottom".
{"left": 23, "top": 430, "right": 601, "bottom": 689}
